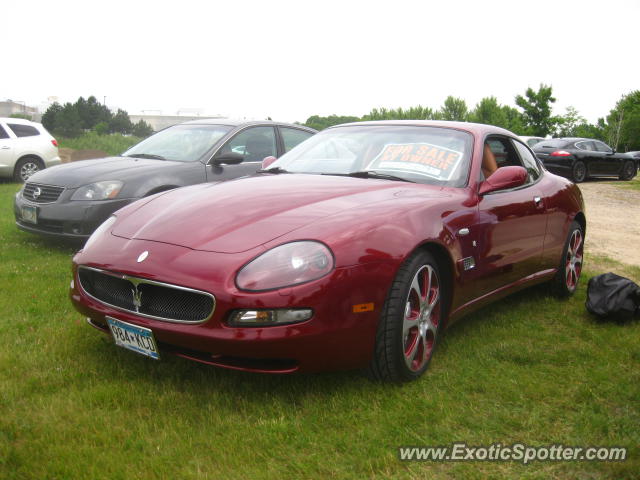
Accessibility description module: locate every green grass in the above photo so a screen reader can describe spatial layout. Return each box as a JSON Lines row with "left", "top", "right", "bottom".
{"left": 622, "top": 176, "right": 640, "bottom": 191}
{"left": 1, "top": 182, "right": 639, "bottom": 479}
{"left": 57, "top": 132, "right": 142, "bottom": 156}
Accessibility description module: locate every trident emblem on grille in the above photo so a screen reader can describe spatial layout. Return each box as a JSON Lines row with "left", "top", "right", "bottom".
{"left": 131, "top": 287, "right": 142, "bottom": 312}
{"left": 33, "top": 187, "right": 42, "bottom": 199}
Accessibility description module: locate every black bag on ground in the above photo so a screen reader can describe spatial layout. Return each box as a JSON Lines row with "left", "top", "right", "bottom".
{"left": 586, "top": 273, "right": 640, "bottom": 320}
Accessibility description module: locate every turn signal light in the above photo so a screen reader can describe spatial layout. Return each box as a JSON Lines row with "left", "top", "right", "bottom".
{"left": 228, "top": 309, "right": 313, "bottom": 327}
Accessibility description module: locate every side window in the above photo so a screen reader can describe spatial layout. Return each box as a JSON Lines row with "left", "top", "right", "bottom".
{"left": 280, "top": 127, "right": 314, "bottom": 153}
{"left": 0, "top": 125, "right": 9, "bottom": 139}
{"left": 513, "top": 141, "right": 541, "bottom": 182}
{"left": 220, "top": 126, "right": 277, "bottom": 162}
{"left": 593, "top": 141, "right": 612, "bottom": 153}
{"left": 8, "top": 123, "right": 39, "bottom": 138}
{"left": 576, "top": 141, "right": 595, "bottom": 151}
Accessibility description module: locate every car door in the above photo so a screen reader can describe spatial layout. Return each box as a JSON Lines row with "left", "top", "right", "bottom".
{"left": 574, "top": 140, "right": 600, "bottom": 174}
{"left": 0, "top": 124, "right": 16, "bottom": 172}
{"left": 473, "top": 137, "right": 548, "bottom": 296}
{"left": 206, "top": 126, "right": 277, "bottom": 181}
{"left": 593, "top": 140, "right": 620, "bottom": 175}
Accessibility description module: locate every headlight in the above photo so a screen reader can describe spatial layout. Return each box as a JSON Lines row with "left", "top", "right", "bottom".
{"left": 83, "top": 215, "right": 116, "bottom": 251}
{"left": 236, "top": 241, "right": 334, "bottom": 291}
{"left": 71, "top": 181, "right": 123, "bottom": 201}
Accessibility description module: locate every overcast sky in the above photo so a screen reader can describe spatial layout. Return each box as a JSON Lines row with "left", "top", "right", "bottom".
{"left": 2, "top": 0, "right": 638, "bottom": 124}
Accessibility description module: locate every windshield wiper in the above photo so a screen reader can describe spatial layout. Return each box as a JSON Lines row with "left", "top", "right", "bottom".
{"left": 124, "top": 153, "right": 167, "bottom": 160}
{"left": 257, "top": 167, "right": 290, "bottom": 174}
{"left": 342, "top": 170, "right": 414, "bottom": 183}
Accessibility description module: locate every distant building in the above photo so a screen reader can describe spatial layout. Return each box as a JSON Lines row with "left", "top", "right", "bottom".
{"left": 129, "top": 114, "right": 225, "bottom": 132}
{"left": 0, "top": 100, "right": 40, "bottom": 120}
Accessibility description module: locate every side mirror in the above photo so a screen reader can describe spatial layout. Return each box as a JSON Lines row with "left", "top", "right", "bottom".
{"left": 479, "top": 166, "right": 528, "bottom": 195}
{"left": 212, "top": 152, "right": 244, "bottom": 165}
{"left": 261, "top": 156, "right": 277, "bottom": 170}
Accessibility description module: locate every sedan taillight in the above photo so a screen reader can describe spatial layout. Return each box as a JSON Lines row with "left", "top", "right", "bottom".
{"left": 51, "top": 139, "right": 58, "bottom": 147}
{"left": 550, "top": 150, "right": 571, "bottom": 157}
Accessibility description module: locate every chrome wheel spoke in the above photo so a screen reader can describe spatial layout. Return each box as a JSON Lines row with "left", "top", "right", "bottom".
{"left": 402, "top": 263, "right": 440, "bottom": 372}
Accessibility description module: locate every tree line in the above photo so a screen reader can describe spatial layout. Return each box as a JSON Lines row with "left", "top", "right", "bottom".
{"left": 304, "top": 85, "right": 640, "bottom": 152}
{"left": 42, "top": 96, "right": 154, "bottom": 138}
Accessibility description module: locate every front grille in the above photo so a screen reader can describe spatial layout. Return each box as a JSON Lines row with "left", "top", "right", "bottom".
{"left": 78, "top": 267, "right": 215, "bottom": 323}
{"left": 23, "top": 183, "right": 64, "bottom": 203}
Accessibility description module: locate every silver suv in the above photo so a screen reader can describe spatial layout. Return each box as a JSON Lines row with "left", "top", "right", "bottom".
{"left": 0, "top": 118, "right": 61, "bottom": 182}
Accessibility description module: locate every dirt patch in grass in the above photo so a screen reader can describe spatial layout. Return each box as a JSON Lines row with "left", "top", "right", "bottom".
{"left": 578, "top": 180, "right": 640, "bottom": 268}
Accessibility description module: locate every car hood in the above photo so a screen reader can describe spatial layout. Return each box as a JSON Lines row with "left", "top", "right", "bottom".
{"left": 27, "top": 157, "right": 187, "bottom": 188}
{"left": 112, "top": 174, "right": 442, "bottom": 253}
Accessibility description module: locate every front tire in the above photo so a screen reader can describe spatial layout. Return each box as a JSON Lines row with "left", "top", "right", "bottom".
{"left": 619, "top": 160, "right": 636, "bottom": 181}
{"left": 571, "top": 161, "right": 587, "bottom": 183}
{"left": 13, "top": 156, "right": 42, "bottom": 183}
{"left": 368, "top": 251, "right": 443, "bottom": 382}
{"left": 551, "top": 221, "right": 584, "bottom": 297}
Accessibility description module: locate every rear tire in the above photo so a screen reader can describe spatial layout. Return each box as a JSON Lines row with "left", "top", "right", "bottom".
{"left": 13, "top": 156, "right": 43, "bottom": 183}
{"left": 619, "top": 160, "right": 636, "bottom": 181}
{"left": 368, "top": 251, "right": 443, "bottom": 382}
{"left": 551, "top": 221, "right": 584, "bottom": 297}
{"left": 571, "top": 161, "right": 587, "bottom": 183}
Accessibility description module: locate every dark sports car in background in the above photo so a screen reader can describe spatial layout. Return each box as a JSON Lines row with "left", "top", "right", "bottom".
{"left": 533, "top": 137, "right": 637, "bottom": 183}
{"left": 14, "top": 119, "right": 315, "bottom": 239}
{"left": 70, "top": 121, "right": 585, "bottom": 382}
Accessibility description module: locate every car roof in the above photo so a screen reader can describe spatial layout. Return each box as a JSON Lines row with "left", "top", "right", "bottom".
{"left": 181, "top": 118, "right": 316, "bottom": 131}
{"left": 554, "top": 137, "right": 601, "bottom": 143}
{"left": 326, "top": 120, "right": 517, "bottom": 138}
{"left": 0, "top": 117, "right": 38, "bottom": 125}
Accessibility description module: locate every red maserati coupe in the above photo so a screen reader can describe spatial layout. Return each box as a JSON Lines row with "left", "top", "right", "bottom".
{"left": 70, "top": 121, "right": 585, "bottom": 381}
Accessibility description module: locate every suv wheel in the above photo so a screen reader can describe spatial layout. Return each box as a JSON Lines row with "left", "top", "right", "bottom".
{"left": 13, "top": 157, "right": 42, "bottom": 183}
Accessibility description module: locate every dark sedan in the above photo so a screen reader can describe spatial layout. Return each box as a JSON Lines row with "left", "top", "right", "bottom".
{"left": 14, "top": 120, "right": 316, "bottom": 239}
{"left": 533, "top": 137, "right": 637, "bottom": 183}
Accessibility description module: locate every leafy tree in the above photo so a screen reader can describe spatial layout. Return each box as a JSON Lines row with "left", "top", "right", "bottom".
{"left": 603, "top": 90, "right": 640, "bottom": 151}
{"left": 57, "top": 103, "right": 83, "bottom": 137}
{"left": 9, "top": 113, "right": 32, "bottom": 121}
{"left": 42, "top": 102, "right": 63, "bottom": 132}
{"left": 469, "top": 97, "right": 508, "bottom": 128}
{"left": 304, "top": 115, "right": 361, "bottom": 131}
{"left": 75, "top": 96, "right": 112, "bottom": 130}
{"left": 556, "top": 106, "right": 586, "bottom": 137}
{"left": 501, "top": 105, "right": 526, "bottom": 134}
{"left": 573, "top": 122, "right": 605, "bottom": 141}
{"left": 108, "top": 109, "right": 133, "bottom": 134}
{"left": 132, "top": 119, "right": 154, "bottom": 138}
{"left": 438, "top": 96, "right": 468, "bottom": 121}
{"left": 363, "top": 105, "right": 436, "bottom": 121}
{"left": 93, "top": 122, "right": 109, "bottom": 135}
{"left": 515, "top": 84, "right": 561, "bottom": 136}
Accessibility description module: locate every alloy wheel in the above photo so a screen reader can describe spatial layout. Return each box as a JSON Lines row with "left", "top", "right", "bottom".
{"left": 402, "top": 265, "right": 440, "bottom": 371}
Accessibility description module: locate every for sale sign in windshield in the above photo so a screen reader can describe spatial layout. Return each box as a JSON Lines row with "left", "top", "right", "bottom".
{"left": 367, "top": 143, "right": 464, "bottom": 181}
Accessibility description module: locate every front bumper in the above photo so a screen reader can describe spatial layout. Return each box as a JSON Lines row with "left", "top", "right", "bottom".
{"left": 70, "top": 236, "right": 395, "bottom": 374}
{"left": 14, "top": 190, "right": 134, "bottom": 239}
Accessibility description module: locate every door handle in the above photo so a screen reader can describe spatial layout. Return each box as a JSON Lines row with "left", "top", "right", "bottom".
{"left": 1, "top": 146, "right": 10, "bottom": 150}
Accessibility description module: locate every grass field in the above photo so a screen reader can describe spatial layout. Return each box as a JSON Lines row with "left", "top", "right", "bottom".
{"left": 58, "top": 132, "right": 142, "bottom": 156}
{"left": 1, "top": 182, "right": 639, "bottom": 479}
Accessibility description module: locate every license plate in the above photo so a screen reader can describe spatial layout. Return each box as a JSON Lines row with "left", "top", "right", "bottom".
{"left": 106, "top": 317, "right": 160, "bottom": 360}
{"left": 21, "top": 205, "right": 37, "bottom": 224}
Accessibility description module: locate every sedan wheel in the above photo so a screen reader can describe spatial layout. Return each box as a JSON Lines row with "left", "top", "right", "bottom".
{"left": 619, "top": 160, "right": 637, "bottom": 181}
{"left": 552, "top": 221, "right": 584, "bottom": 297}
{"left": 368, "top": 251, "right": 443, "bottom": 382}
{"left": 572, "top": 161, "right": 587, "bottom": 183}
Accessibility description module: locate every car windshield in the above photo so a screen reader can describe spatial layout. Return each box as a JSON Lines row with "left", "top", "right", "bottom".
{"left": 123, "top": 124, "right": 232, "bottom": 162}
{"left": 269, "top": 125, "right": 473, "bottom": 187}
